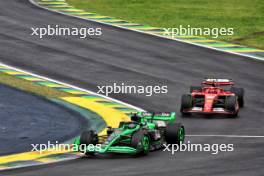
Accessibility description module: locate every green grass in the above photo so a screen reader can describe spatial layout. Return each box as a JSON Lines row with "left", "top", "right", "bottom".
{"left": 67, "top": 0, "right": 264, "bottom": 49}
{"left": 0, "top": 73, "right": 73, "bottom": 98}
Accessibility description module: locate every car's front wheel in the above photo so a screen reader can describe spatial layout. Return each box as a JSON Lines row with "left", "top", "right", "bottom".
{"left": 230, "top": 87, "right": 244, "bottom": 107}
{"left": 79, "top": 130, "right": 98, "bottom": 155}
{"left": 131, "top": 130, "right": 150, "bottom": 155}
{"left": 180, "top": 94, "right": 193, "bottom": 116}
{"left": 225, "top": 96, "right": 238, "bottom": 117}
{"left": 165, "top": 123, "right": 185, "bottom": 145}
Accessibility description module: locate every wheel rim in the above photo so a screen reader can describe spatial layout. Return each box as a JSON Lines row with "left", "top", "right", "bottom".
{"left": 178, "top": 127, "right": 185, "bottom": 142}
{"left": 142, "top": 136, "right": 150, "bottom": 152}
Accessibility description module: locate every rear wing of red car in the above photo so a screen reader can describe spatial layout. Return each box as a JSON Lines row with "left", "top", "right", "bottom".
{"left": 202, "top": 79, "right": 234, "bottom": 86}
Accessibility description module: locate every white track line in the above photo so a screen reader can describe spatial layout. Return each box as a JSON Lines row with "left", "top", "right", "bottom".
{"left": 29, "top": 0, "right": 264, "bottom": 62}
{"left": 187, "top": 135, "right": 264, "bottom": 138}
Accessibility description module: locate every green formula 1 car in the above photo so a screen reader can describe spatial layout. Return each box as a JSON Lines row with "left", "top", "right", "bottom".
{"left": 74, "top": 112, "right": 185, "bottom": 156}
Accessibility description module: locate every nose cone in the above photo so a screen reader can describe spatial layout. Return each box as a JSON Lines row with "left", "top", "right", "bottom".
{"left": 204, "top": 95, "right": 216, "bottom": 112}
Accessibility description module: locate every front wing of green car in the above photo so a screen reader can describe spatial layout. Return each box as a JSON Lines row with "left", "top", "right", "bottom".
{"left": 73, "top": 137, "right": 140, "bottom": 154}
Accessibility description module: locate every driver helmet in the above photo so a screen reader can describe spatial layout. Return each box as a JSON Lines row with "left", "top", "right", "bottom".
{"left": 131, "top": 113, "right": 141, "bottom": 122}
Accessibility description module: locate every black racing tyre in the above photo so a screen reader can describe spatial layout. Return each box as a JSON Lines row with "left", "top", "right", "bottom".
{"left": 230, "top": 87, "right": 244, "bottom": 107}
{"left": 165, "top": 123, "right": 185, "bottom": 145}
{"left": 225, "top": 96, "right": 238, "bottom": 117}
{"left": 131, "top": 130, "right": 150, "bottom": 155}
{"left": 79, "top": 130, "right": 98, "bottom": 155}
{"left": 180, "top": 94, "right": 193, "bottom": 116}
{"left": 190, "top": 86, "right": 202, "bottom": 93}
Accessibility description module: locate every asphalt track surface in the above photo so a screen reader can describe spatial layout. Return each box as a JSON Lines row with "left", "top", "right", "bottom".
{"left": 0, "top": 83, "right": 88, "bottom": 156}
{"left": 0, "top": 0, "right": 264, "bottom": 175}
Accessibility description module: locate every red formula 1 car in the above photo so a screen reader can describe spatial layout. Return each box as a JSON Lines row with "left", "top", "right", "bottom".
{"left": 180, "top": 79, "right": 244, "bottom": 117}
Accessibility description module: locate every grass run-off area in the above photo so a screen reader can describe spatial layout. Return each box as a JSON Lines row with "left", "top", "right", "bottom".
{"left": 0, "top": 72, "right": 72, "bottom": 98}
{"left": 67, "top": 0, "right": 264, "bottom": 49}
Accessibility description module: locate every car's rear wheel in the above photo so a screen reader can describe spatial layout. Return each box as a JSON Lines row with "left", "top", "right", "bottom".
{"left": 180, "top": 94, "right": 193, "bottom": 116}
{"left": 165, "top": 123, "right": 185, "bottom": 145}
{"left": 79, "top": 130, "right": 98, "bottom": 155}
{"left": 225, "top": 96, "right": 238, "bottom": 117}
{"left": 230, "top": 87, "right": 244, "bottom": 107}
{"left": 131, "top": 130, "right": 150, "bottom": 155}
{"left": 190, "top": 86, "right": 202, "bottom": 93}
